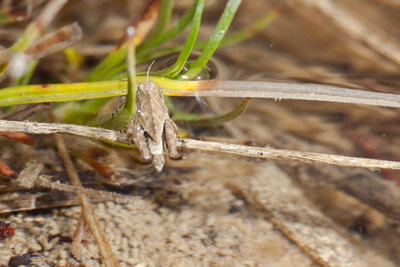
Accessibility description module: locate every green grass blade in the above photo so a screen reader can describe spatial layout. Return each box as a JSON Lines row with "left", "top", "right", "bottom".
{"left": 136, "top": 1, "right": 197, "bottom": 55}
{"left": 123, "top": 27, "right": 137, "bottom": 115}
{"left": 85, "top": 43, "right": 128, "bottom": 82}
{"left": 183, "top": 0, "right": 241, "bottom": 79}
{"left": 137, "top": 8, "right": 280, "bottom": 64}
{"left": 0, "top": 76, "right": 203, "bottom": 107}
{"left": 0, "top": 80, "right": 128, "bottom": 107}
{"left": 174, "top": 98, "right": 250, "bottom": 125}
{"left": 219, "top": 8, "right": 280, "bottom": 46}
{"left": 161, "top": 0, "right": 204, "bottom": 78}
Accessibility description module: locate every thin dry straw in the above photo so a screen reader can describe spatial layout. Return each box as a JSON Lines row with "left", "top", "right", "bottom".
{"left": 2, "top": 119, "right": 400, "bottom": 171}
{"left": 17, "top": 160, "right": 143, "bottom": 206}
{"left": 53, "top": 129, "right": 118, "bottom": 267}
{"left": 179, "top": 139, "right": 400, "bottom": 171}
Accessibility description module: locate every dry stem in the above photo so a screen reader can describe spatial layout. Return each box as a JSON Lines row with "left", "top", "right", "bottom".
{"left": 1, "top": 119, "right": 400, "bottom": 171}
{"left": 53, "top": 132, "right": 118, "bottom": 267}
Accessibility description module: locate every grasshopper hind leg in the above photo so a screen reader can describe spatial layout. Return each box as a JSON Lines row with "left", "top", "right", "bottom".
{"left": 164, "top": 118, "right": 181, "bottom": 159}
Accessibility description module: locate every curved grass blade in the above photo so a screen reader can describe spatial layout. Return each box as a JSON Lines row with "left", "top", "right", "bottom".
{"left": 183, "top": 0, "right": 241, "bottom": 79}
{"left": 136, "top": 0, "right": 198, "bottom": 55}
{"left": 160, "top": 0, "right": 205, "bottom": 78}
{"left": 174, "top": 98, "right": 250, "bottom": 126}
{"left": 93, "top": 27, "right": 138, "bottom": 129}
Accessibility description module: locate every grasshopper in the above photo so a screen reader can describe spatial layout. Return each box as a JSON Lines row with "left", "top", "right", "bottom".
{"left": 129, "top": 79, "right": 181, "bottom": 172}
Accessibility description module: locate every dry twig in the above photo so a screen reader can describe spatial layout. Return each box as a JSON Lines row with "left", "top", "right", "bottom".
{"left": 1, "top": 119, "right": 400, "bottom": 171}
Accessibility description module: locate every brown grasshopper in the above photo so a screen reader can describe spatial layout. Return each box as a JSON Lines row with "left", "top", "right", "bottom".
{"left": 129, "top": 79, "right": 181, "bottom": 172}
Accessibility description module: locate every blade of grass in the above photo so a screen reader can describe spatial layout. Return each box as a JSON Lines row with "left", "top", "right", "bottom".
{"left": 0, "top": 0, "right": 67, "bottom": 81}
{"left": 94, "top": 27, "right": 138, "bottom": 129}
{"left": 174, "top": 98, "right": 250, "bottom": 126}
{"left": 217, "top": 7, "right": 281, "bottom": 46}
{"left": 136, "top": 0, "right": 197, "bottom": 55}
{"left": 160, "top": 0, "right": 204, "bottom": 78}
{"left": 123, "top": 27, "right": 137, "bottom": 115}
{"left": 110, "top": 0, "right": 199, "bottom": 79}
{"left": 4, "top": 78, "right": 400, "bottom": 109}
{"left": 85, "top": 0, "right": 160, "bottom": 82}
{"left": 183, "top": 0, "right": 241, "bottom": 79}
{"left": 137, "top": 7, "right": 280, "bottom": 65}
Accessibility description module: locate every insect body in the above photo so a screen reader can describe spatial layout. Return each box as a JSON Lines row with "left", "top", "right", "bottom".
{"left": 130, "top": 80, "right": 180, "bottom": 172}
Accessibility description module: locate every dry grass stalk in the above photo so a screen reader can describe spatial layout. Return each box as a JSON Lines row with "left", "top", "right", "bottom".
{"left": 2, "top": 119, "right": 400, "bottom": 172}
{"left": 1, "top": 103, "right": 50, "bottom": 121}
{"left": 0, "top": 119, "right": 131, "bottom": 143}
{"left": 180, "top": 138, "right": 400, "bottom": 171}
{"left": 17, "top": 161, "right": 144, "bottom": 205}
{"left": 70, "top": 215, "right": 86, "bottom": 263}
{"left": 25, "top": 22, "right": 83, "bottom": 59}
{"left": 178, "top": 80, "right": 400, "bottom": 108}
{"left": 37, "top": 176, "right": 143, "bottom": 205}
{"left": 52, "top": 131, "right": 118, "bottom": 267}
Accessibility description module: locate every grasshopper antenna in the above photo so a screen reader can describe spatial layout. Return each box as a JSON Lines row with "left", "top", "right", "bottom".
{"left": 147, "top": 60, "right": 155, "bottom": 81}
